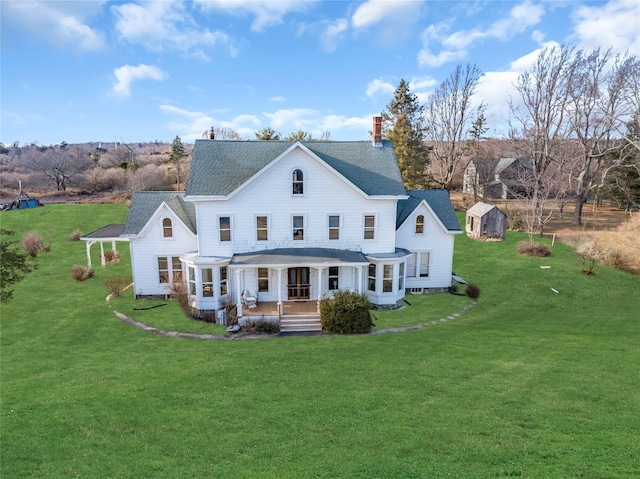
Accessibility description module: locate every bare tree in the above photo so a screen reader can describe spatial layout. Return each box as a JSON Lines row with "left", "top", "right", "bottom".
{"left": 32, "top": 146, "right": 91, "bottom": 191}
{"left": 566, "top": 49, "right": 639, "bottom": 225}
{"left": 425, "top": 63, "right": 484, "bottom": 190}
{"left": 509, "top": 45, "right": 575, "bottom": 235}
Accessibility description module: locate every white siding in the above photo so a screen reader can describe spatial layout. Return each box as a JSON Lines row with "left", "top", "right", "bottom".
{"left": 130, "top": 204, "right": 197, "bottom": 297}
{"left": 193, "top": 147, "right": 398, "bottom": 258}
{"left": 395, "top": 202, "right": 455, "bottom": 289}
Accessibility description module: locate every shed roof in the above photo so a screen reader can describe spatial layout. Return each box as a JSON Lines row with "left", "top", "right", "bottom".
{"left": 185, "top": 139, "right": 406, "bottom": 197}
{"left": 81, "top": 224, "right": 125, "bottom": 240}
{"left": 396, "top": 190, "right": 462, "bottom": 232}
{"left": 467, "top": 201, "right": 505, "bottom": 217}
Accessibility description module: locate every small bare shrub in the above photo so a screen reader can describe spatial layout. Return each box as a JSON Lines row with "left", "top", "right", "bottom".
{"left": 517, "top": 241, "right": 551, "bottom": 257}
{"left": 69, "top": 230, "right": 82, "bottom": 241}
{"left": 71, "top": 265, "right": 94, "bottom": 281}
{"left": 22, "top": 232, "right": 43, "bottom": 257}
{"left": 243, "top": 319, "right": 280, "bottom": 334}
{"left": 104, "top": 277, "right": 132, "bottom": 297}
{"left": 466, "top": 284, "right": 481, "bottom": 300}
{"left": 169, "top": 281, "right": 192, "bottom": 317}
{"left": 102, "top": 250, "right": 121, "bottom": 264}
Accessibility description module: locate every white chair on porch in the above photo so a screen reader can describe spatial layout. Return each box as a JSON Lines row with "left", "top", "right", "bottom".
{"left": 242, "top": 290, "right": 257, "bottom": 309}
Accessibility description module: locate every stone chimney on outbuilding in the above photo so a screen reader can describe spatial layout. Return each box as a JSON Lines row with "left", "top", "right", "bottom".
{"left": 372, "top": 116, "right": 383, "bottom": 147}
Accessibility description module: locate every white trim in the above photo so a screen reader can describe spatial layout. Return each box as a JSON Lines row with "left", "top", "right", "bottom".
{"left": 291, "top": 214, "right": 306, "bottom": 242}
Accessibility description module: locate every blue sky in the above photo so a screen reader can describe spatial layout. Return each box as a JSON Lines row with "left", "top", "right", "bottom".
{"left": 1, "top": 0, "right": 639, "bottom": 146}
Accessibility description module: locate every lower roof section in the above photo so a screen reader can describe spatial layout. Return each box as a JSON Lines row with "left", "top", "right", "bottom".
{"left": 230, "top": 247, "right": 369, "bottom": 268}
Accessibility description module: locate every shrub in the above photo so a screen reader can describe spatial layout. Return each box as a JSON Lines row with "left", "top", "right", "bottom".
{"left": 22, "top": 232, "right": 43, "bottom": 258}
{"left": 320, "top": 290, "right": 372, "bottom": 334}
{"left": 102, "top": 250, "right": 121, "bottom": 264}
{"left": 68, "top": 230, "right": 82, "bottom": 241}
{"left": 517, "top": 241, "right": 551, "bottom": 257}
{"left": 71, "top": 265, "right": 94, "bottom": 282}
{"left": 169, "top": 281, "right": 192, "bottom": 317}
{"left": 104, "top": 277, "right": 132, "bottom": 298}
{"left": 243, "top": 319, "right": 280, "bottom": 334}
{"left": 466, "top": 284, "right": 481, "bottom": 301}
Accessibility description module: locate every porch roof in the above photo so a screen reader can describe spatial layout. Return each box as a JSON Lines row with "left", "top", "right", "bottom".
{"left": 230, "top": 247, "right": 369, "bottom": 268}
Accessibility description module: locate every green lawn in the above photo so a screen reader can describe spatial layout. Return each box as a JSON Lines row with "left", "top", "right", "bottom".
{"left": 1, "top": 205, "right": 639, "bottom": 478}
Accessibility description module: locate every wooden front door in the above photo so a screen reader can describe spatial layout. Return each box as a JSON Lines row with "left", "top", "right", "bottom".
{"left": 288, "top": 267, "right": 310, "bottom": 299}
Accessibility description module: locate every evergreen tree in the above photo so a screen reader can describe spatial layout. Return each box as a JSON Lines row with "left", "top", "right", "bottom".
{"left": 0, "top": 229, "right": 35, "bottom": 303}
{"left": 284, "top": 130, "right": 312, "bottom": 141}
{"left": 254, "top": 127, "right": 281, "bottom": 140}
{"left": 382, "top": 79, "right": 430, "bottom": 189}
{"left": 169, "top": 135, "right": 186, "bottom": 191}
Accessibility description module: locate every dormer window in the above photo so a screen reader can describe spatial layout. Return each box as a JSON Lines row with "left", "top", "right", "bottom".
{"left": 415, "top": 215, "right": 424, "bottom": 234}
{"left": 292, "top": 169, "right": 304, "bottom": 195}
{"left": 162, "top": 218, "right": 173, "bottom": 238}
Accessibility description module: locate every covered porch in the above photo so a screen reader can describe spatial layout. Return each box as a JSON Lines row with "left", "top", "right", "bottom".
{"left": 230, "top": 247, "right": 369, "bottom": 318}
{"left": 80, "top": 224, "right": 128, "bottom": 269}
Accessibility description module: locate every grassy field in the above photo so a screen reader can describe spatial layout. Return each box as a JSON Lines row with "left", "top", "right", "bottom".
{"left": 1, "top": 205, "right": 639, "bottom": 478}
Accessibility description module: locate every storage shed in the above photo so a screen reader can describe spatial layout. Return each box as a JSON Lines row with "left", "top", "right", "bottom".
{"left": 466, "top": 202, "right": 507, "bottom": 240}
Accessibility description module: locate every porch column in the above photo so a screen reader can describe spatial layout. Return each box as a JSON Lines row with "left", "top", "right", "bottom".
{"left": 86, "top": 241, "right": 93, "bottom": 270}
{"left": 276, "top": 268, "right": 283, "bottom": 315}
{"left": 316, "top": 267, "right": 324, "bottom": 313}
{"left": 356, "top": 266, "right": 362, "bottom": 294}
{"left": 99, "top": 242, "right": 106, "bottom": 268}
{"left": 235, "top": 269, "right": 243, "bottom": 317}
{"left": 111, "top": 239, "right": 117, "bottom": 253}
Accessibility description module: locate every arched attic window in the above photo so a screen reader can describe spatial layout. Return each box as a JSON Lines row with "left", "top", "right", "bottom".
{"left": 163, "top": 218, "right": 173, "bottom": 238}
{"left": 415, "top": 215, "right": 424, "bottom": 234}
{"left": 292, "top": 169, "right": 304, "bottom": 195}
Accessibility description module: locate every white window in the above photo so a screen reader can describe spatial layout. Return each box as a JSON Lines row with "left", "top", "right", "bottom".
{"left": 256, "top": 216, "right": 268, "bottom": 241}
{"left": 220, "top": 267, "right": 228, "bottom": 295}
{"left": 158, "top": 256, "right": 183, "bottom": 284}
{"left": 363, "top": 214, "right": 376, "bottom": 240}
{"left": 202, "top": 268, "right": 213, "bottom": 297}
{"left": 420, "top": 253, "right": 430, "bottom": 277}
{"left": 258, "top": 268, "right": 269, "bottom": 293}
{"left": 158, "top": 257, "right": 169, "bottom": 283}
{"left": 188, "top": 266, "right": 196, "bottom": 295}
{"left": 162, "top": 218, "right": 173, "bottom": 238}
{"left": 328, "top": 215, "right": 340, "bottom": 240}
{"left": 407, "top": 253, "right": 417, "bottom": 278}
{"left": 292, "top": 215, "right": 304, "bottom": 241}
{"left": 415, "top": 215, "right": 424, "bottom": 234}
{"left": 328, "top": 266, "right": 339, "bottom": 290}
{"left": 368, "top": 264, "right": 376, "bottom": 292}
{"left": 219, "top": 216, "right": 231, "bottom": 242}
{"left": 383, "top": 264, "right": 393, "bottom": 293}
{"left": 292, "top": 169, "right": 304, "bottom": 195}
{"left": 398, "top": 262, "right": 405, "bottom": 290}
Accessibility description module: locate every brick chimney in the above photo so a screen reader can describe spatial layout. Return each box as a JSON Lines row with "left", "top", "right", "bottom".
{"left": 372, "top": 116, "right": 382, "bottom": 147}
{"left": 209, "top": 127, "right": 215, "bottom": 140}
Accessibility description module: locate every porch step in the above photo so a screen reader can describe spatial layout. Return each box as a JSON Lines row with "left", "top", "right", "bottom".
{"left": 280, "top": 315, "right": 322, "bottom": 333}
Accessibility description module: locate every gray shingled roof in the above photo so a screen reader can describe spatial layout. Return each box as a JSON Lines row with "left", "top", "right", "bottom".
{"left": 185, "top": 139, "right": 405, "bottom": 197}
{"left": 467, "top": 202, "right": 505, "bottom": 217}
{"left": 230, "top": 247, "right": 369, "bottom": 267}
{"left": 396, "top": 190, "right": 462, "bottom": 232}
{"left": 122, "top": 191, "right": 197, "bottom": 236}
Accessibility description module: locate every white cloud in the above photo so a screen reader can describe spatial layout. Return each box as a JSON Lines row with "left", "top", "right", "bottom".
{"left": 571, "top": 0, "right": 640, "bottom": 54}
{"left": 3, "top": 0, "right": 105, "bottom": 51}
{"left": 113, "top": 1, "right": 234, "bottom": 58}
{"left": 269, "top": 96, "right": 286, "bottom": 103}
{"left": 113, "top": 65, "right": 167, "bottom": 97}
{"left": 194, "top": 0, "right": 315, "bottom": 32}
{"left": 418, "top": 1, "right": 545, "bottom": 68}
{"left": 351, "top": 0, "right": 424, "bottom": 46}
{"left": 320, "top": 18, "right": 348, "bottom": 52}
{"left": 366, "top": 79, "right": 396, "bottom": 100}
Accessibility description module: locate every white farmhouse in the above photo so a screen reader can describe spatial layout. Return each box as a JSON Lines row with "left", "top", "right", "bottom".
{"left": 121, "top": 118, "right": 462, "bottom": 330}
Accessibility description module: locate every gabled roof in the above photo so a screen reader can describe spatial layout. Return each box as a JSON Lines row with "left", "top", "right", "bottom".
{"left": 185, "top": 139, "right": 405, "bottom": 197}
{"left": 495, "top": 157, "right": 530, "bottom": 174}
{"left": 466, "top": 201, "right": 505, "bottom": 217}
{"left": 396, "top": 190, "right": 462, "bottom": 232}
{"left": 122, "top": 191, "right": 197, "bottom": 236}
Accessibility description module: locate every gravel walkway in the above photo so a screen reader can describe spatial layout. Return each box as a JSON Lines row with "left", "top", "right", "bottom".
{"left": 112, "top": 300, "right": 477, "bottom": 340}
